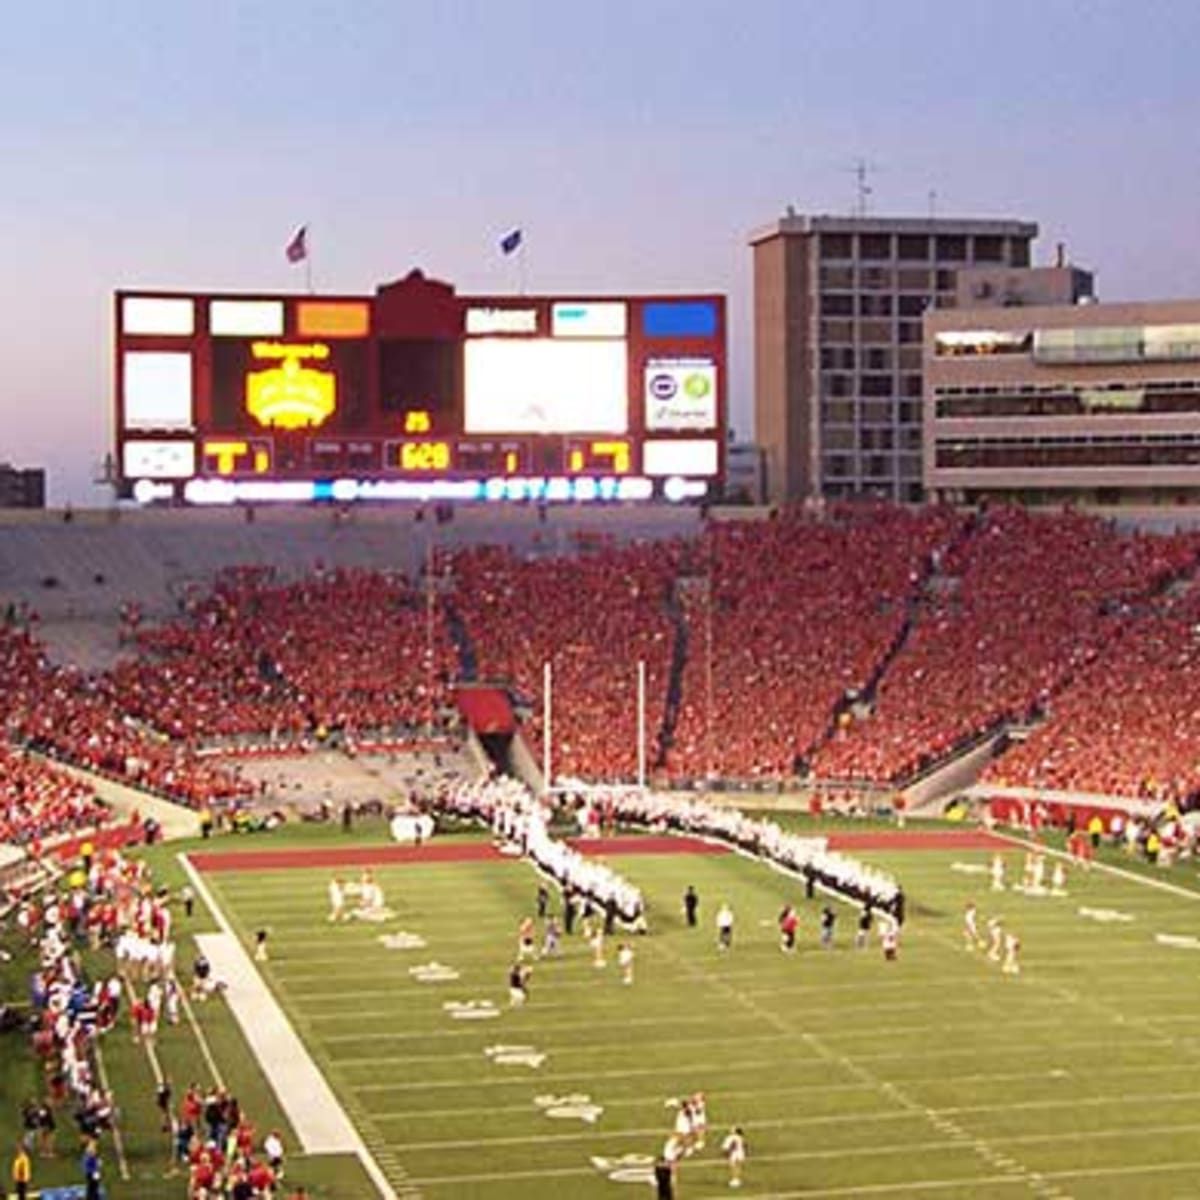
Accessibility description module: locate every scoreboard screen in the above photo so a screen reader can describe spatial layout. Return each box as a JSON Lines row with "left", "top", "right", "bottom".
{"left": 114, "top": 272, "right": 726, "bottom": 504}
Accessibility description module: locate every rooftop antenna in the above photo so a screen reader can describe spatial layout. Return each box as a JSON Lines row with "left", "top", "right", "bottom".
{"left": 928, "top": 188, "right": 938, "bottom": 218}
{"left": 842, "top": 159, "right": 881, "bottom": 217}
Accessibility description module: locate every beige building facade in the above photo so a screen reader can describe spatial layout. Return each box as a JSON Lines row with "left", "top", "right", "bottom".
{"left": 924, "top": 298, "right": 1200, "bottom": 506}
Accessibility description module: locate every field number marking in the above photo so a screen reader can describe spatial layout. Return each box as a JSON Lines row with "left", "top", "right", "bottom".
{"left": 589, "top": 1153, "right": 655, "bottom": 1184}
{"left": 534, "top": 1093, "right": 604, "bottom": 1123}
{"left": 378, "top": 931, "right": 427, "bottom": 950}
{"left": 1077, "top": 906, "right": 1134, "bottom": 923}
{"left": 485, "top": 1044, "right": 547, "bottom": 1068}
{"left": 409, "top": 961, "right": 460, "bottom": 983}
{"left": 443, "top": 1000, "right": 499, "bottom": 1020}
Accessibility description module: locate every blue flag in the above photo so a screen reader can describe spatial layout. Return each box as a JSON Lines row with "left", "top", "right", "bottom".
{"left": 500, "top": 228, "right": 523, "bottom": 255}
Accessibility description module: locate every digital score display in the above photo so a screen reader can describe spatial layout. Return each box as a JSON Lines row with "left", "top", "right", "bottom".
{"left": 115, "top": 276, "right": 726, "bottom": 496}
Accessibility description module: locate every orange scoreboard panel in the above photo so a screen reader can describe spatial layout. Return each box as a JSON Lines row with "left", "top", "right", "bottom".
{"left": 115, "top": 274, "right": 726, "bottom": 502}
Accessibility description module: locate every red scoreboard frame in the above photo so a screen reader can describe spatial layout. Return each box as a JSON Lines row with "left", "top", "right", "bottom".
{"left": 114, "top": 270, "right": 726, "bottom": 501}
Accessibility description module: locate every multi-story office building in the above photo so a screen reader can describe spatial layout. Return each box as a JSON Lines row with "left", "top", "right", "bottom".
{"left": 750, "top": 213, "right": 1037, "bottom": 503}
{"left": 925, "top": 297, "right": 1200, "bottom": 506}
{"left": 0, "top": 463, "right": 45, "bottom": 508}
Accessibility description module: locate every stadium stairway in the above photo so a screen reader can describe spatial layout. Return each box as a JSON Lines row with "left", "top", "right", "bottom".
{"left": 800, "top": 515, "right": 977, "bottom": 773}
{"left": 443, "top": 595, "right": 478, "bottom": 681}
{"left": 654, "top": 579, "right": 690, "bottom": 768}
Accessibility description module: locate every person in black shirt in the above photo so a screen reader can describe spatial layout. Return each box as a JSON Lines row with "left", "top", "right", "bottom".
{"left": 536, "top": 883, "right": 550, "bottom": 919}
{"left": 562, "top": 892, "right": 577, "bottom": 936}
{"left": 856, "top": 905, "right": 873, "bottom": 950}
{"left": 683, "top": 886, "right": 699, "bottom": 928}
{"left": 654, "top": 1155, "right": 676, "bottom": 1199}
{"left": 819, "top": 905, "right": 836, "bottom": 949}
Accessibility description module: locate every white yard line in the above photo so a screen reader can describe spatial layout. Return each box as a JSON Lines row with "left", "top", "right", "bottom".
{"left": 90, "top": 1036, "right": 132, "bottom": 1181}
{"left": 178, "top": 853, "right": 407, "bottom": 1200}
{"left": 176, "top": 976, "right": 226, "bottom": 1089}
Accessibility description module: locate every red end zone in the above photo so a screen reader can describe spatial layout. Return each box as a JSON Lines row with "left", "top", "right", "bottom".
{"left": 825, "top": 829, "right": 1002, "bottom": 851}
{"left": 188, "top": 834, "right": 727, "bottom": 873}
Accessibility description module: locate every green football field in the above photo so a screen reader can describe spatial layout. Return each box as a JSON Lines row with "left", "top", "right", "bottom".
{"left": 4, "top": 825, "right": 1200, "bottom": 1199}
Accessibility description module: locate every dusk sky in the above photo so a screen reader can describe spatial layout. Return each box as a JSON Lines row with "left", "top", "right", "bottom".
{"left": 3, "top": 0, "right": 1199, "bottom": 502}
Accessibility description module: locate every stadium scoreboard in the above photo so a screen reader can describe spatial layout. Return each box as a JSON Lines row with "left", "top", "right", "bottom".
{"left": 114, "top": 271, "right": 726, "bottom": 504}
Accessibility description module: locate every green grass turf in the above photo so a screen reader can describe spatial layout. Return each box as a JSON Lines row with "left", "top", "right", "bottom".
{"left": 4, "top": 823, "right": 1199, "bottom": 1199}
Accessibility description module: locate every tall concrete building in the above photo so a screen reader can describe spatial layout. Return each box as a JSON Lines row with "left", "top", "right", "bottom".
{"left": 750, "top": 213, "right": 1037, "bottom": 504}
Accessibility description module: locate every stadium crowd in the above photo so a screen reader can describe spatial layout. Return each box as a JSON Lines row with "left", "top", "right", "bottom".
{"left": 450, "top": 542, "right": 680, "bottom": 779}
{"left": 811, "top": 507, "right": 1200, "bottom": 787}
{"left": 666, "top": 504, "right": 965, "bottom": 779}
{"left": 0, "top": 624, "right": 253, "bottom": 811}
{"left": 107, "top": 566, "right": 456, "bottom": 742}
{"left": 982, "top": 587, "right": 1200, "bottom": 803}
{"left": 0, "top": 747, "right": 109, "bottom": 848}
{"left": 2, "top": 503, "right": 1200, "bottom": 826}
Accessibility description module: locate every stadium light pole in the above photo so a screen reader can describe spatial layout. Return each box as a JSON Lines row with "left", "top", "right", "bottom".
{"left": 637, "top": 658, "right": 646, "bottom": 792}
{"left": 705, "top": 565, "right": 714, "bottom": 782}
{"left": 542, "top": 660, "right": 553, "bottom": 797}
{"left": 425, "top": 533, "right": 435, "bottom": 738}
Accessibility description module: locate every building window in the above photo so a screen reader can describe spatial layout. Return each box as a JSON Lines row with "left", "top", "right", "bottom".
{"left": 820, "top": 234, "right": 853, "bottom": 259}
{"left": 898, "top": 321, "right": 923, "bottom": 343}
{"left": 1010, "top": 239, "right": 1031, "bottom": 267}
{"left": 899, "top": 401, "right": 921, "bottom": 423}
{"left": 897, "top": 268, "right": 931, "bottom": 290}
{"left": 859, "top": 294, "right": 894, "bottom": 317}
{"left": 935, "top": 235, "right": 967, "bottom": 261}
{"left": 859, "top": 266, "right": 893, "bottom": 290}
{"left": 863, "top": 347, "right": 892, "bottom": 370}
{"left": 820, "top": 293, "right": 854, "bottom": 316}
{"left": 861, "top": 399, "right": 895, "bottom": 423}
{"left": 860, "top": 373, "right": 895, "bottom": 396}
{"left": 897, "top": 294, "right": 928, "bottom": 317}
{"left": 820, "top": 320, "right": 854, "bottom": 342}
{"left": 859, "top": 428, "right": 895, "bottom": 451}
{"left": 935, "top": 269, "right": 957, "bottom": 290}
{"left": 820, "top": 346, "right": 856, "bottom": 369}
{"left": 858, "top": 320, "right": 893, "bottom": 344}
{"left": 824, "top": 425, "right": 855, "bottom": 450}
{"left": 897, "top": 234, "right": 930, "bottom": 261}
{"left": 823, "top": 373, "right": 852, "bottom": 397}
{"left": 819, "top": 266, "right": 854, "bottom": 289}
{"left": 859, "top": 233, "right": 892, "bottom": 260}
{"left": 821, "top": 400, "right": 855, "bottom": 423}
{"left": 823, "top": 453, "right": 854, "bottom": 477}
{"left": 973, "top": 235, "right": 1005, "bottom": 262}
{"left": 902, "top": 374, "right": 922, "bottom": 397}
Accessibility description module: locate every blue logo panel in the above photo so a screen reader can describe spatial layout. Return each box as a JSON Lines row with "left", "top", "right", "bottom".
{"left": 642, "top": 301, "right": 717, "bottom": 339}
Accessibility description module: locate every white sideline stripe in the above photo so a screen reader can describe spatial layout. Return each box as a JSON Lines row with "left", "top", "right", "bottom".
{"left": 192, "top": 932, "right": 363, "bottom": 1155}
{"left": 180, "top": 855, "right": 403, "bottom": 1200}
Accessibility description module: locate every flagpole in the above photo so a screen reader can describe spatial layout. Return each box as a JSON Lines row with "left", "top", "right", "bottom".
{"left": 518, "top": 239, "right": 527, "bottom": 297}
{"left": 305, "top": 227, "right": 314, "bottom": 294}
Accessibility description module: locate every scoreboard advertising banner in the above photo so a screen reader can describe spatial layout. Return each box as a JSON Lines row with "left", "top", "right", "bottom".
{"left": 114, "top": 274, "right": 725, "bottom": 505}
